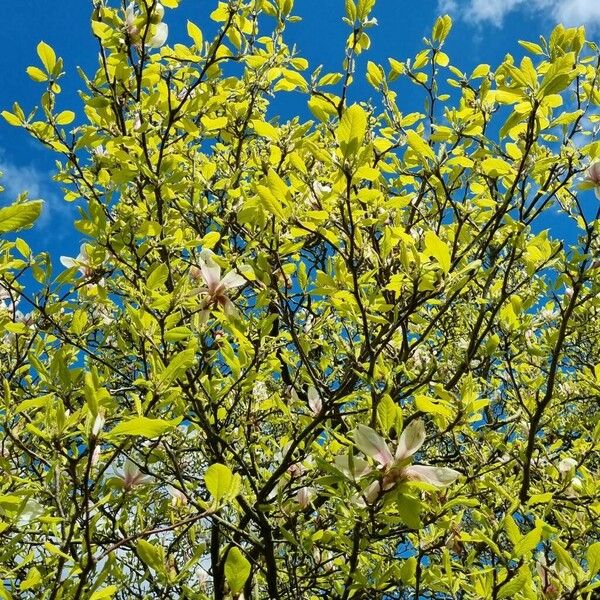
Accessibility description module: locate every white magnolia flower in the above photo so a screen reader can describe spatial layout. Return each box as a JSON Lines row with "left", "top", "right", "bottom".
{"left": 148, "top": 22, "right": 168, "bottom": 48}
{"left": 307, "top": 385, "right": 322, "bottom": 416}
{"left": 116, "top": 458, "right": 153, "bottom": 490}
{"left": 91, "top": 412, "right": 105, "bottom": 437}
{"left": 124, "top": 3, "right": 138, "bottom": 37}
{"left": 17, "top": 498, "right": 44, "bottom": 526}
{"left": 60, "top": 244, "right": 95, "bottom": 278}
{"left": 193, "top": 250, "right": 245, "bottom": 321}
{"left": 0, "top": 284, "right": 18, "bottom": 312}
{"left": 336, "top": 419, "right": 460, "bottom": 502}
{"left": 585, "top": 162, "right": 600, "bottom": 199}
{"left": 557, "top": 457, "right": 577, "bottom": 477}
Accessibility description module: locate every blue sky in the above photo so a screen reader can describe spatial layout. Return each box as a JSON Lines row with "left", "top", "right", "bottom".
{"left": 0, "top": 0, "right": 598, "bottom": 260}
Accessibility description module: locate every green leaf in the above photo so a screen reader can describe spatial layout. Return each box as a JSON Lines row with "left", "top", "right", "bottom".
{"left": 205, "top": 463, "right": 240, "bottom": 503}
{"left": 89, "top": 586, "right": 118, "bottom": 600}
{"left": 110, "top": 416, "right": 181, "bottom": 438}
{"left": 415, "top": 394, "right": 453, "bottom": 418}
{"left": 497, "top": 566, "right": 530, "bottom": 598}
{"left": 377, "top": 394, "right": 400, "bottom": 434}
{"left": 56, "top": 110, "right": 75, "bottom": 125}
{"left": 481, "top": 157, "right": 513, "bottom": 177}
{"left": 0, "top": 201, "right": 43, "bottom": 233}
{"left": 406, "top": 129, "right": 436, "bottom": 162}
{"left": 1, "top": 110, "right": 22, "bottom": 126}
{"left": 513, "top": 525, "right": 541, "bottom": 557}
{"left": 146, "top": 263, "right": 169, "bottom": 291}
{"left": 395, "top": 493, "right": 422, "bottom": 529}
{"left": 37, "top": 41, "right": 56, "bottom": 73}
{"left": 256, "top": 185, "right": 286, "bottom": 220}
{"left": 587, "top": 542, "right": 600, "bottom": 578}
{"left": 423, "top": 231, "right": 451, "bottom": 272}
{"left": 158, "top": 348, "right": 195, "bottom": 388}
{"left": 224, "top": 547, "right": 251, "bottom": 595}
{"left": 187, "top": 20, "right": 203, "bottom": 48}
{"left": 26, "top": 66, "right": 48, "bottom": 82}
{"left": 336, "top": 104, "right": 367, "bottom": 158}
{"left": 136, "top": 540, "right": 165, "bottom": 573}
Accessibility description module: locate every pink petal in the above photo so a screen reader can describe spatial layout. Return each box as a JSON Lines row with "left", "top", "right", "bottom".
{"left": 395, "top": 419, "right": 426, "bottom": 461}
{"left": 404, "top": 464, "right": 460, "bottom": 487}
{"left": 353, "top": 425, "right": 393, "bottom": 468}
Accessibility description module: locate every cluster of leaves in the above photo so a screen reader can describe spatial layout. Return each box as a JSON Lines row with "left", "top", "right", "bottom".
{"left": 1, "top": 0, "right": 600, "bottom": 598}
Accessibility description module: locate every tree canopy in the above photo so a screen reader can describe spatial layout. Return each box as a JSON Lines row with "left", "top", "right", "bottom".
{"left": 1, "top": 1, "right": 600, "bottom": 598}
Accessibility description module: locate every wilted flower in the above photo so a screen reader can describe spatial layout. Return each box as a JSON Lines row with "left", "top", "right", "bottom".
{"left": 335, "top": 419, "right": 460, "bottom": 503}
{"left": 116, "top": 458, "right": 153, "bottom": 490}
{"left": 585, "top": 162, "right": 600, "bottom": 198}
{"left": 193, "top": 250, "right": 245, "bottom": 321}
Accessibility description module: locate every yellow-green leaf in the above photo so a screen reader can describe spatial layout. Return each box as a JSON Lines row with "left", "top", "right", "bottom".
{"left": 406, "top": 129, "right": 436, "bottom": 162}
{"left": 110, "top": 416, "right": 181, "bottom": 439}
{"left": 336, "top": 104, "right": 367, "bottom": 158}
{"left": 26, "top": 66, "right": 48, "bottom": 82}
{"left": 37, "top": 41, "right": 56, "bottom": 73}
{"left": 0, "top": 201, "right": 43, "bottom": 233}
{"left": 424, "top": 231, "right": 451, "bottom": 272}
{"left": 224, "top": 548, "right": 251, "bottom": 595}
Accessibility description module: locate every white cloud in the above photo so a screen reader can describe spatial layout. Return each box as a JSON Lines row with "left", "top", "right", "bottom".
{"left": 0, "top": 149, "right": 72, "bottom": 235}
{"left": 438, "top": 0, "right": 600, "bottom": 31}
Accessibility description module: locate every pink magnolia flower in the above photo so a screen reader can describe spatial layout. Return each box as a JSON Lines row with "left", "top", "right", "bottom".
{"left": 585, "top": 162, "right": 600, "bottom": 198}
{"left": 307, "top": 386, "right": 323, "bottom": 416}
{"left": 336, "top": 419, "right": 460, "bottom": 502}
{"left": 167, "top": 485, "right": 188, "bottom": 507}
{"left": 193, "top": 250, "right": 245, "bottom": 321}
{"left": 295, "top": 487, "right": 313, "bottom": 509}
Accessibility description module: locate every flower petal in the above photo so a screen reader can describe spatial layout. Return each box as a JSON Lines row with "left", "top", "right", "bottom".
{"left": 395, "top": 419, "right": 426, "bottom": 461}
{"left": 404, "top": 464, "right": 460, "bottom": 487}
{"left": 220, "top": 270, "right": 246, "bottom": 290}
{"left": 307, "top": 386, "right": 322, "bottom": 415}
{"left": 148, "top": 22, "right": 168, "bottom": 48}
{"left": 60, "top": 256, "right": 76, "bottom": 268}
{"left": 198, "top": 252, "right": 221, "bottom": 289}
{"left": 334, "top": 454, "right": 371, "bottom": 479}
{"left": 353, "top": 425, "right": 393, "bottom": 467}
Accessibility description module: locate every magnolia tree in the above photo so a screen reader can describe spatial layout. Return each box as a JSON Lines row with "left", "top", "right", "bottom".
{"left": 0, "top": 0, "right": 599, "bottom": 598}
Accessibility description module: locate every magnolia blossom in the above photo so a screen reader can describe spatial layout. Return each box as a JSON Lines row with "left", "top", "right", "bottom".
{"left": 295, "top": 486, "right": 313, "bottom": 509}
{"left": 0, "top": 284, "right": 18, "bottom": 312}
{"left": 192, "top": 250, "right": 245, "bottom": 321}
{"left": 307, "top": 385, "right": 322, "bottom": 416}
{"left": 336, "top": 419, "right": 460, "bottom": 503}
{"left": 91, "top": 412, "right": 105, "bottom": 438}
{"left": 557, "top": 457, "right": 577, "bottom": 478}
{"left": 147, "top": 22, "right": 168, "bottom": 48}
{"left": 585, "top": 162, "right": 600, "bottom": 199}
{"left": 116, "top": 458, "right": 153, "bottom": 490}
{"left": 60, "top": 244, "right": 95, "bottom": 278}
{"left": 167, "top": 485, "right": 188, "bottom": 507}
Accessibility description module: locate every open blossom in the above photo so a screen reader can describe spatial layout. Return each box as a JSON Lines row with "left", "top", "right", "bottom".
{"left": 295, "top": 486, "right": 313, "bottom": 509}
{"left": 116, "top": 458, "right": 153, "bottom": 490}
{"left": 60, "top": 244, "right": 96, "bottom": 279}
{"left": 585, "top": 162, "right": 600, "bottom": 199}
{"left": 335, "top": 419, "right": 460, "bottom": 502}
{"left": 557, "top": 457, "right": 577, "bottom": 477}
{"left": 0, "top": 284, "right": 18, "bottom": 312}
{"left": 192, "top": 250, "right": 245, "bottom": 321}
